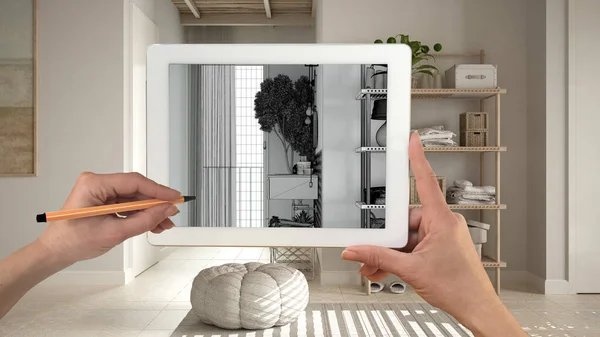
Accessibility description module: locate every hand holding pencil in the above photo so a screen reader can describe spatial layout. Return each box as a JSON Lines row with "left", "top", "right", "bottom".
{"left": 36, "top": 172, "right": 186, "bottom": 264}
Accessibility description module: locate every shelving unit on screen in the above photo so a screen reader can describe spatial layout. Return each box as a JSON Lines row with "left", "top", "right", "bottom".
{"left": 356, "top": 50, "right": 507, "bottom": 295}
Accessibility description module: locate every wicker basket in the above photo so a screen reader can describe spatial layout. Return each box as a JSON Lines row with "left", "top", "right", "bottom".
{"left": 460, "top": 112, "right": 488, "bottom": 130}
{"left": 460, "top": 131, "right": 488, "bottom": 147}
{"left": 410, "top": 176, "right": 446, "bottom": 204}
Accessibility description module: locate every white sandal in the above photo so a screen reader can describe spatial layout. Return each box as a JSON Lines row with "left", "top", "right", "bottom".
{"left": 370, "top": 281, "right": 384, "bottom": 293}
{"left": 389, "top": 281, "right": 406, "bottom": 294}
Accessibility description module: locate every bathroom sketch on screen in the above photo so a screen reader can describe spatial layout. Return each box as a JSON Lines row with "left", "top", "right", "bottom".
{"left": 168, "top": 63, "right": 388, "bottom": 230}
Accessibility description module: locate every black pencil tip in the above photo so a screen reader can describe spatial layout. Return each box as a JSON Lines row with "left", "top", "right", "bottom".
{"left": 183, "top": 196, "right": 196, "bottom": 202}
{"left": 36, "top": 213, "right": 47, "bottom": 223}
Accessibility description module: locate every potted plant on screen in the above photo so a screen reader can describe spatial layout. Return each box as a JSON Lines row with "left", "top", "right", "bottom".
{"left": 373, "top": 34, "right": 443, "bottom": 88}
{"left": 254, "top": 74, "right": 315, "bottom": 174}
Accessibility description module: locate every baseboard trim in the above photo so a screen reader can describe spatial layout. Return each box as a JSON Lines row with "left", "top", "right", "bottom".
{"left": 124, "top": 267, "right": 135, "bottom": 284}
{"left": 528, "top": 272, "right": 547, "bottom": 293}
{"left": 315, "top": 268, "right": 573, "bottom": 294}
{"left": 319, "top": 270, "right": 362, "bottom": 286}
{"left": 40, "top": 270, "right": 128, "bottom": 286}
{"left": 158, "top": 247, "right": 175, "bottom": 260}
{"left": 545, "top": 279, "right": 573, "bottom": 294}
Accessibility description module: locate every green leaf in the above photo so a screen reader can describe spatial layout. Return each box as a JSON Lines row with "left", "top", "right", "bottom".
{"left": 416, "top": 64, "right": 438, "bottom": 70}
{"left": 409, "top": 41, "right": 421, "bottom": 54}
{"left": 416, "top": 70, "right": 435, "bottom": 77}
{"left": 433, "top": 43, "right": 443, "bottom": 52}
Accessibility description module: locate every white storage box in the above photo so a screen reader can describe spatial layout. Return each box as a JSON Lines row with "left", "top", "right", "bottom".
{"left": 445, "top": 64, "right": 497, "bottom": 89}
{"left": 467, "top": 219, "right": 491, "bottom": 230}
{"left": 474, "top": 244, "right": 482, "bottom": 258}
{"left": 268, "top": 174, "right": 318, "bottom": 200}
{"left": 469, "top": 227, "right": 488, "bottom": 244}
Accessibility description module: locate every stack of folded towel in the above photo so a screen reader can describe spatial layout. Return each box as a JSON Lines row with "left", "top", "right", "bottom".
{"left": 446, "top": 180, "right": 496, "bottom": 205}
{"left": 412, "top": 125, "right": 457, "bottom": 147}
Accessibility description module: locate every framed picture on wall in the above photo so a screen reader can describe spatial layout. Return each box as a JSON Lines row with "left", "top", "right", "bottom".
{"left": 0, "top": 0, "right": 37, "bottom": 176}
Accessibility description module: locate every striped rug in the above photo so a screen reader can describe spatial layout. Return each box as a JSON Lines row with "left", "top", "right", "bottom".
{"left": 170, "top": 303, "right": 474, "bottom": 337}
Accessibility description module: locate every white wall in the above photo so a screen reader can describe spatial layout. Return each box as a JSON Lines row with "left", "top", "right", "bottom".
{"left": 316, "top": 64, "right": 364, "bottom": 276}
{"left": 522, "top": 0, "right": 569, "bottom": 293}
{"left": 316, "top": 0, "right": 530, "bottom": 280}
{"left": 0, "top": 0, "right": 34, "bottom": 60}
{"left": 168, "top": 65, "right": 190, "bottom": 227}
{"left": 544, "top": 0, "right": 568, "bottom": 291}
{"left": 319, "top": 65, "right": 362, "bottom": 229}
{"left": 185, "top": 26, "right": 315, "bottom": 44}
{"left": 0, "top": 0, "right": 128, "bottom": 277}
{"left": 0, "top": 0, "right": 183, "bottom": 284}
{"left": 526, "top": 0, "right": 547, "bottom": 282}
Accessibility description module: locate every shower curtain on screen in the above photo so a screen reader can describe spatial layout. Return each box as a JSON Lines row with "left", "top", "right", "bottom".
{"left": 189, "top": 65, "right": 237, "bottom": 227}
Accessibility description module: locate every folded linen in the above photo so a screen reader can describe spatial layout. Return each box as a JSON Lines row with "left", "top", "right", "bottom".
{"left": 413, "top": 125, "right": 456, "bottom": 140}
{"left": 451, "top": 180, "right": 495, "bottom": 193}
{"left": 447, "top": 187, "right": 495, "bottom": 201}
{"left": 422, "top": 139, "right": 458, "bottom": 147}
{"left": 446, "top": 196, "right": 496, "bottom": 205}
{"left": 418, "top": 131, "right": 456, "bottom": 140}
{"left": 446, "top": 180, "right": 497, "bottom": 205}
{"left": 453, "top": 180, "right": 473, "bottom": 188}
{"left": 463, "top": 185, "right": 496, "bottom": 194}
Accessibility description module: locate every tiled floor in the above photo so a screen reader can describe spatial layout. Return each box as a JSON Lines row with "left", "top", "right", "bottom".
{"left": 1, "top": 247, "right": 600, "bottom": 336}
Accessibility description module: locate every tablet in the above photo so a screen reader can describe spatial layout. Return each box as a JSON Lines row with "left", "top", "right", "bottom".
{"left": 146, "top": 44, "right": 411, "bottom": 248}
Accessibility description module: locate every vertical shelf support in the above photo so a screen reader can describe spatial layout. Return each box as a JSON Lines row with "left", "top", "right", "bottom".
{"left": 495, "top": 93, "right": 502, "bottom": 294}
{"left": 359, "top": 65, "right": 372, "bottom": 294}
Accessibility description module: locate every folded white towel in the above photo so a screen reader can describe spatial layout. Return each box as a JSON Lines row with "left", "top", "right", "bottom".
{"left": 447, "top": 186, "right": 495, "bottom": 197}
{"left": 449, "top": 199, "right": 496, "bottom": 205}
{"left": 451, "top": 181, "right": 495, "bottom": 194}
{"left": 464, "top": 185, "right": 496, "bottom": 194}
{"left": 419, "top": 131, "right": 456, "bottom": 140}
{"left": 422, "top": 139, "right": 458, "bottom": 147}
{"left": 454, "top": 180, "right": 473, "bottom": 188}
{"left": 447, "top": 194, "right": 496, "bottom": 204}
{"left": 447, "top": 181, "right": 497, "bottom": 205}
{"left": 412, "top": 125, "right": 444, "bottom": 133}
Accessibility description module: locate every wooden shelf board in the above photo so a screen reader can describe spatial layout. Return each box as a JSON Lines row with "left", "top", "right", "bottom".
{"left": 356, "top": 88, "right": 507, "bottom": 100}
{"left": 482, "top": 256, "right": 507, "bottom": 268}
{"left": 356, "top": 146, "right": 507, "bottom": 153}
{"left": 356, "top": 201, "right": 506, "bottom": 210}
{"left": 411, "top": 204, "right": 507, "bottom": 210}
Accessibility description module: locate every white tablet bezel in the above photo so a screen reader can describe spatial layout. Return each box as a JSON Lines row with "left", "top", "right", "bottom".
{"left": 146, "top": 44, "right": 411, "bottom": 248}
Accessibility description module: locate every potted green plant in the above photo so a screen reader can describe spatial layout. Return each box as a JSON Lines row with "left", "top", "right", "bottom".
{"left": 254, "top": 74, "right": 315, "bottom": 173}
{"left": 373, "top": 34, "right": 443, "bottom": 88}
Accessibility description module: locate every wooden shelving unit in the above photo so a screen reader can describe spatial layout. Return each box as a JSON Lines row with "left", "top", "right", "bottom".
{"left": 355, "top": 201, "right": 507, "bottom": 210}
{"left": 356, "top": 146, "right": 507, "bottom": 153}
{"left": 356, "top": 55, "right": 507, "bottom": 294}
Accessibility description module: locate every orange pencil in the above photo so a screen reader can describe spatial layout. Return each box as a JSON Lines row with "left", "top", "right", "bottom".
{"left": 36, "top": 196, "right": 196, "bottom": 223}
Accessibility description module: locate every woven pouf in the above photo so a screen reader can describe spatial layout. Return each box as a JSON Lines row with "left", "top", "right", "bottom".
{"left": 190, "top": 262, "right": 309, "bottom": 330}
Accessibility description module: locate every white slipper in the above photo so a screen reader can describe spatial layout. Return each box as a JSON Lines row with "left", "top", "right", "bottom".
{"left": 370, "top": 281, "right": 384, "bottom": 293}
{"left": 389, "top": 281, "right": 406, "bottom": 294}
